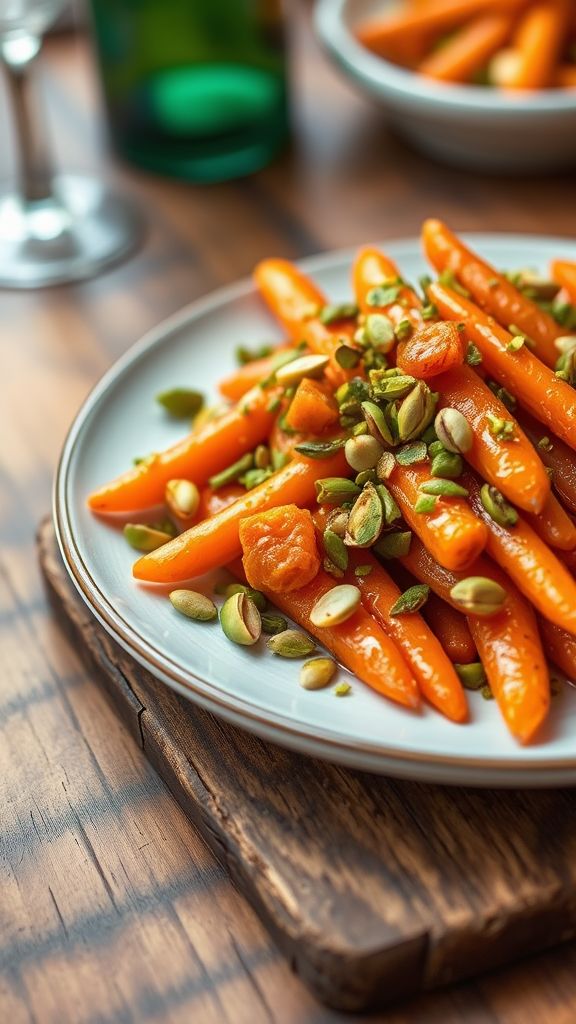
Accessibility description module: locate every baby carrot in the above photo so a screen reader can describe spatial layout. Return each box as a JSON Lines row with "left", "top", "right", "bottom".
{"left": 436, "top": 367, "right": 550, "bottom": 514}
{"left": 538, "top": 617, "right": 576, "bottom": 681}
{"left": 313, "top": 509, "right": 467, "bottom": 722}
{"left": 419, "top": 14, "right": 515, "bottom": 83}
{"left": 422, "top": 593, "right": 477, "bottom": 664}
{"left": 254, "top": 259, "right": 356, "bottom": 386}
{"left": 249, "top": 563, "right": 420, "bottom": 710}
{"left": 423, "top": 219, "right": 563, "bottom": 367}
{"left": 515, "top": 408, "right": 576, "bottom": 515}
{"left": 502, "top": 1, "right": 571, "bottom": 90}
{"left": 525, "top": 492, "right": 576, "bottom": 552}
{"left": 353, "top": 247, "right": 551, "bottom": 513}
{"left": 466, "top": 473, "right": 576, "bottom": 633}
{"left": 387, "top": 461, "right": 488, "bottom": 572}
{"left": 551, "top": 259, "right": 576, "bottom": 302}
{"left": 400, "top": 537, "right": 550, "bottom": 743}
{"left": 88, "top": 384, "right": 279, "bottom": 514}
{"left": 555, "top": 66, "right": 576, "bottom": 89}
{"left": 133, "top": 450, "right": 348, "bottom": 583}
{"left": 429, "top": 281, "right": 576, "bottom": 450}
{"left": 219, "top": 345, "right": 291, "bottom": 402}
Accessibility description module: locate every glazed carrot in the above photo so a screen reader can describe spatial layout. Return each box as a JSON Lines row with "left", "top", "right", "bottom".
{"left": 419, "top": 14, "right": 515, "bottom": 83}
{"left": 436, "top": 367, "right": 550, "bottom": 514}
{"left": 466, "top": 473, "right": 576, "bottom": 633}
{"left": 554, "top": 66, "right": 576, "bottom": 89}
{"left": 353, "top": 247, "right": 550, "bottom": 513}
{"left": 396, "top": 321, "right": 465, "bottom": 378}
{"left": 133, "top": 450, "right": 348, "bottom": 582}
{"left": 387, "top": 461, "right": 488, "bottom": 572}
{"left": 313, "top": 509, "right": 467, "bottom": 722}
{"left": 197, "top": 484, "right": 245, "bottom": 519}
{"left": 429, "top": 281, "right": 576, "bottom": 450}
{"left": 525, "top": 492, "right": 576, "bottom": 552}
{"left": 254, "top": 259, "right": 356, "bottom": 385}
{"left": 422, "top": 593, "right": 477, "bottom": 664}
{"left": 502, "top": 1, "right": 570, "bottom": 90}
{"left": 88, "top": 384, "right": 280, "bottom": 514}
{"left": 219, "top": 345, "right": 291, "bottom": 402}
{"left": 538, "top": 617, "right": 576, "bottom": 681}
{"left": 239, "top": 561, "right": 420, "bottom": 710}
{"left": 515, "top": 408, "right": 576, "bottom": 515}
{"left": 284, "top": 378, "right": 340, "bottom": 434}
{"left": 356, "top": 0, "right": 527, "bottom": 57}
{"left": 423, "top": 219, "right": 563, "bottom": 366}
{"left": 551, "top": 259, "right": 576, "bottom": 302}
{"left": 400, "top": 537, "right": 550, "bottom": 743}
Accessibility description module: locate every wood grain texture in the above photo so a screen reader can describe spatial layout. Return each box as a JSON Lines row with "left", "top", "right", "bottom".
{"left": 39, "top": 519, "right": 576, "bottom": 1012}
{"left": 3, "top": 3, "right": 576, "bottom": 1020}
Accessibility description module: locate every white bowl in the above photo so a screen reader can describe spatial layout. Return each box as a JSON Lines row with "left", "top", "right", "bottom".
{"left": 314, "top": 0, "right": 576, "bottom": 172}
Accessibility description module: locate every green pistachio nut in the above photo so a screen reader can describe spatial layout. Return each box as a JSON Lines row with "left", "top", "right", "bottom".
{"left": 361, "top": 401, "right": 394, "bottom": 447}
{"left": 450, "top": 576, "right": 507, "bottom": 617}
{"left": 169, "top": 589, "right": 218, "bottom": 622}
{"left": 310, "top": 584, "right": 361, "bottom": 628}
{"left": 220, "top": 592, "right": 262, "bottom": 645}
{"left": 344, "top": 434, "right": 384, "bottom": 473}
{"left": 480, "top": 484, "right": 518, "bottom": 528}
{"left": 123, "top": 523, "right": 173, "bottom": 553}
{"left": 267, "top": 629, "right": 316, "bottom": 658}
{"left": 397, "top": 382, "right": 438, "bottom": 441}
{"left": 434, "top": 407, "right": 473, "bottom": 454}
{"left": 315, "top": 477, "right": 361, "bottom": 506}
{"left": 299, "top": 658, "right": 337, "bottom": 690}
{"left": 345, "top": 482, "right": 384, "bottom": 548}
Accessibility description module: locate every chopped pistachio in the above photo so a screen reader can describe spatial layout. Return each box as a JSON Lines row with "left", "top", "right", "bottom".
{"left": 267, "top": 629, "right": 316, "bottom": 658}
{"left": 480, "top": 684, "right": 494, "bottom": 701}
{"left": 376, "top": 483, "right": 401, "bottom": 525}
{"left": 376, "top": 451, "right": 396, "bottom": 481}
{"left": 326, "top": 508, "right": 349, "bottom": 537}
{"left": 354, "top": 564, "right": 373, "bottom": 577}
{"left": 390, "top": 584, "right": 429, "bottom": 616}
{"left": 335, "top": 345, "right": 362, "bottom": 369}
{"left": 430, "top": 450, "right": 463, "bottom": 479}
{"left": 220, "top": 592, "right": 262, "bottom": 645}
{"left": 156, "top": 388, "right": 204, "bottom": 418}
{"left": 361, "top": 400, "right": 394, "bottom": 447}
{"left": 394, "top": 318, "right": 413, "bottom": 341}
{"left": 271, "top": 448, "right": 288, "bottom": 471}
{"left": 419, "top": 479, "right": 468, "bottom": 497}
{"left": 455, "top": 662, "right": 487, "bottom": 690}
{"left": 369, "top": 370, "right": 416, "bottom": 402}
{"left": 275, "top": 354, "right": 329, "bottom": 387}
{"left": 300, "top": 658, "right": 337, "bottom": 691}
{"left": 395, "top": 441, "right": 428, "bottom": 466}
{"left": 240, "top": 467, "right": 273, "bottom": 490}
{"left": 319, "top": 302, "right": 358, "bottom": 325}
{"left": 323, "top": 529, "right": 349, "bottom": 571}
{"left": 365, "top": 313, "right": 396, "bottom": 351}
{"left": 366, "top": 281, "right": 402, "bottom": 307}
{"left": 480, "top": 484, "right": 518, "bottom": 528}
{"left": 334, "top": 681, "right": 352, "bottom": 697}
{"left": 355, "top": 469, "right": 377, "bottom": 487}
{"left": 465, "top": 343, "right": 482, "bottom": 366}
{"left": 209, "top": 452, "right": 254, "bottom": 489}
{"left": 260, "top": 612, "right": 289, "bottom": 636}
{"left": 537, "top": 436, "right": 553, "bottom": 452}
{"left": 506, "top": 335, "right": 525, "bottom": 352}
{"left": 439, "top": 269, "right": 470, "bottom": 297}
{"left": 323, "top": 558, "right": 345, "bottom": 579}
{"left": 315, "top": 477, "right": 361, "bottom": 506}
{"left": 487, "top": 413, "right": 515, "bottom": 440}
{"left": 235, "top": 343, "right": 273, "bottom": 365}
{"left": 345, "top": 483, "right": 384, "bottom": 548}
{"left": 422, "top": 302, "right": 438, "bottom": 321}
{"left": 169, "top": 590, "right": 218, "bottom": 622}
{"left": 123, "top": 523, "right": 173, "bottom": 552}
{"left": 414, "top": 495, "right": 437, "bottom": 514}
{"left": 374, "top": 531, "right": 412, "bottom": 560}
{"left": 266, "top": 395, "right": 281, "bottom": 414}
{"left": 450, "top": 576, "right": 507, "bottom": 616}
{"left": 295, "top": 438, "right": 345, "bottom": 460}
{"left": 310, "top": 585, "right": 361, "bottom": 628}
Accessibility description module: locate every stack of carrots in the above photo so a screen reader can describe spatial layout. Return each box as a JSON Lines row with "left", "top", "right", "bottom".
{"left": 356, "top": 0, "right": 576, "bottom": 89}
{"left": 88, "top": 220, "right": 576, "bottom": 745}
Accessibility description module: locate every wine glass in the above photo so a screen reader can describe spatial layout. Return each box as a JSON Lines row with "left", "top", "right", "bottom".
{"left": 0, "top": 0, "right": 141, "bottom": 288}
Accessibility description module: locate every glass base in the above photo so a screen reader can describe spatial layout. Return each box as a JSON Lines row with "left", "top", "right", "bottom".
{"left": 0, "top": 174, "right": 142, "bottom": 288}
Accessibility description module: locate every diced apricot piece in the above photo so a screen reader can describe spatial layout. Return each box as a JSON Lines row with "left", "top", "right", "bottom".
{"left": 396, "top": 321, "right": 464, "bottom": 378}
{"left": 284, "top": 378, "right": 339, "bottom": 434}
{"left": 240, "top": 504, "right": 320, "bottom": 593}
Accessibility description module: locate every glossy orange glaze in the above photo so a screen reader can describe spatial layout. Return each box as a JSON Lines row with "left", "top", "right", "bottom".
{"left": 516, "top": 408, "right": 576, "bottom": 516}
{"left": 218, "top": 344, "right": 292, "bottom": 402}
{"left": 538, "top": 617, "right": 576, "bottom": 681}
{"left": 422, "top": 593, "right": 477, "bottom": 664}
{"left": 526, "top": 492, "right": 576, "bottom": 552}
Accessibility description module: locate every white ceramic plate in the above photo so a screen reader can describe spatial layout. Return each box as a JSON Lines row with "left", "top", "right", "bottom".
{"left": 55, "top": 235, "right": 576, "bottom": 787}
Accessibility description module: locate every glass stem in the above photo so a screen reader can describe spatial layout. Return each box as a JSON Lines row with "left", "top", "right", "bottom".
{"left": 1, "top": 32, "right": 54, "bottom": 203}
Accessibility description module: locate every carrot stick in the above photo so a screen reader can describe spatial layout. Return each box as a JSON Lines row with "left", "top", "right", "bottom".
{"left": 400, "top": 537, "right": 550, "bottom": 743}
{"left": 254, "top": 259, "right": 356, "bottom": 386}
{"left": 422, "top": 593, "right": 477, "bottom": 664}
{"left": 88, "top": 384, "right": 280, "bottom": 514}
{"left": 312, "top": 509, "right": 467, "bottom": 721}
{"left": 502, "top": 1, "right": 571, "bottom": 90}
{"left": 429, "top": 281, "right": 576, "bottom": 450}
{"left": 466, "top": 473, "right": 576, "bottom": 633}
{"left": 538, "top": 617, "right": 576, "bottom": 681}
{"left": 554, "top": 66, "right": 576, "bottom": 89}
{"left": 525, "top": 492, "right": 576, "bottom": 552}
{"left": 353, "top": 248, "right": 551, "bottom": 513}
{"left": 551, "top": 259, "right": 576, "bottom": 302}
{"left": 419, "top": 14, "right": 515, "bottom": 83}
{"left": 423, "top": 219, "right": 563, "bottom": 367}
{"left": 255, "top": 565, "right": 421, "bottom": 710}
{"left": 219, "top": 345, "right": 291, "bottom": 402}
{"left": 356, "top": 0, "right": 528, "bottom": 57}
{"left": 133, "top": 450, "right": 348, "bottom": 583}
{"left": 515, "top": 408, "right": 576, "bottom": 515}
{"left": 387, "top": 461, "right": 488, "bottom": 573}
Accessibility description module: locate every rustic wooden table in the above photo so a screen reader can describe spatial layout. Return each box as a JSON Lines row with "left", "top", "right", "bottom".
{"left": 3, "top": 10, "right": 576, "bottom": 1023}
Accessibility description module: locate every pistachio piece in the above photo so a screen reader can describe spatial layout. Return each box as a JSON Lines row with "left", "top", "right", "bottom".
{"left": 267, "top": 629, "right": 316, "bottom": 658}
{"left": 156, "top": 388, "right": 204, "bottom": 418}
{"left": 395, "top": 441, "right": 428, "bottom": 466}
{"left": 414, "top": 495, "right": 437, "bottom": 514}
{"left": 450, "top": 576, "right": 507, "bottom": 617}
{"left": 397, "top": 382, "right": 438, "bottom": 441}
{"left": 366, "top": 281, "right": 402, "bottom": 307}
{"left": 220, "top": 592, "right": 262, "bottom": 645}
{"left": 333, "top": 682, "right": 352, "bottom": 697}
{"left": 319, "top": 302, "right": 358, "bottom": 325}
{"left": 323, "top": 558, "right": 345, "bottom": 579}
{"left": 354, "top": 564, "right": 373, "bottom": 577}
{"left": 434, "top": 408, "right": 473, "bottom": 454}
{"left": 512, "top": 270, "right": 560, "bottom": 302}
{"left": 209, "top": 452, "right": 254, "bottom": 490}
{"left": 487, "top": 413, "right": 515, "bottom": 441}
{"left": 454, "top": 662, "right": 487, "bottom": 690}
{"left": 223, "top": 583, "right": 267, "bottom": 611}
{"left": 480, "top": 484, "right": 518, "bottom": 528}
{"left": 169, "top": 589, "right": 218, "bottom": 622}
{"left": 310, "top": 585, "right": 361, "bottom": 627}
{"left": 465, "top": 343, "right": 482, "bottom": 366}
{"left": 355, "top": 469, "right": 377, "bottom": 487}
{"left": 275, "top": 354, "right": 329, "bottom": 387}
{"left": 323, "top": 529, "right": 349, "bottom": 570}
{"left": 376, "top": 483, "right": 401, "bottom": 525}
{"left": 165, "top": 478, "right": 200, "bottom": 519}
{"left": 374, "top": 530, "right": 412, "bottom": 560}
{"left": 376, "top": 451, "right": 396, "bottom": 481}
{"left": 555, "top": 335, "right": 576, "bottom": 355}
{"left": 394, "top": 318, "right": 413, "bottom": 341}
{"left": 364, "top": 313, "right": 395, "bottom": 352}
{"left": 369, "top": 370, "right": 417, "bottom": 402}
{"left": 361, "top": 400, "right": 394, "bottom": 447}
{"left": 419, "top": 479, "right": 468, "bottom": 497}
{"left": 315, "top": 477, "right": 361, "bottom": 506}
{"left": 254, "top": 444, "right": 270, "bottom": 469}
{"left": 335, "top": 345, "right": 362, "bottom": 369}
{"left": 299, "top": 658, "right": 337, "bottom": 690}
{"left": 344, "top": 434, "right": 384, "bottom": 473}
{"left": 295, "top": 438, "right": 345, "bottom": 460}
{"left": 260, "top": 612, "right": 289, "bottom": 635}
{"left": 345, "top": 482, "right": 384, "bottom": 548}
{"left": 123, "top": 523, "right": 173, "bottom": 552}
{"left": 241, "top": 468, "right": 273, "bottom": 490}
{"left": 326, "top": 509, "right": 349, "bottom": 537}
{"left": 389, "top": 584, "right": 429, "bottom": 616}
{"left": 430, "top": 450, "right": 463, "bottom": 479}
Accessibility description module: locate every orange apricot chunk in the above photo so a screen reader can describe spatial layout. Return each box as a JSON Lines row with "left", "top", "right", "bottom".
{"left": 240, "top": 504, "right": 321, "bottom": 593}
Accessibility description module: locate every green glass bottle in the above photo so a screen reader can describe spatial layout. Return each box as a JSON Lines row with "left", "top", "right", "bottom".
{"left": 89, "top": 0, "right": 289, "bottom": 183}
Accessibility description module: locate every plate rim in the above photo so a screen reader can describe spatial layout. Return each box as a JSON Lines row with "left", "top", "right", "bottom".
{"left": 54, "top": 234, "right": 576, "bottom": 783}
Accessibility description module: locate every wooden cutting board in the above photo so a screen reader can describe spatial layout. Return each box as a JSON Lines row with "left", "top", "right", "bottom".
{"left": 39, "top": 518, "right": 576, "bottom": 1012}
